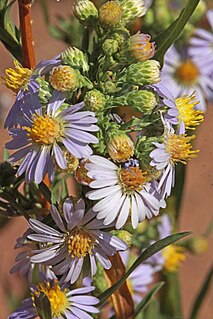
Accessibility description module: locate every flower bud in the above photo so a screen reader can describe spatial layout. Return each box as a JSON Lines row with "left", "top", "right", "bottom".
{"left": 119, "top": 0, "right": 147, "bottom": 24}
{"left": 84, "top": 89, "right": 106, "bottom": 112}
{"left": 125, "top": 60, "right": 161, "bottom": 86}
{"left": 107, "top": 132, "right": 134, "bottom": 162}
{"left": 49, "top": 65, "right": 80, "bottom": 92}
{"left": 118, "top": 33, "right": 155, "bottom": 63}
{"left": 61, "top": 47, "right": 89, "bottom": 72}
{"left": 108, "top": 90, "right": 158, "bottom": 114}
{"left": 73, "top": 0, "right": 98, "bottom": 25}
{"left": 99, "top": 1, "right": 123, "bottom": 27}
{"left": 186, "top": 236, "right": 208, "bottom": 255}
{"left": 36, "top": 77, "right": 52, "bottom": 104}
{"left": 102, "top": 39, "right": 119, "bottom": 56}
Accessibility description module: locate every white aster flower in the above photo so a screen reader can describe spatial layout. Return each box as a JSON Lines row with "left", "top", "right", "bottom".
{"left": 86, "top": 156, "right": 162, "bottom": 229}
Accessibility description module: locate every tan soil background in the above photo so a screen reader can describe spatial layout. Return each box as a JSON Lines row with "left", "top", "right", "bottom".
{"left": 0, "top": 1, "right": 212, "bottom": 318}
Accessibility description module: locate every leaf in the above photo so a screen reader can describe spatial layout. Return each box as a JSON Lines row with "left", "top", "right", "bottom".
{"left": 153, "top": 0, "right": 200, "bottom": 65}
{"left": 34, "top": 292, "right": 52, "bottom": 319}
{"left": 133, "top": 282, "right": 164, "bottom": 318}
{"left": 98, "top": 231, "right": 191, "bottom": 304}
{"left": 104, "top": 254, "right": 134, "bottom": 319}
{"left": 38, "top": 181, "right": 52, "bottom": 205}
{"left": 189, "top": 264, "right": 213, "bottom": 319}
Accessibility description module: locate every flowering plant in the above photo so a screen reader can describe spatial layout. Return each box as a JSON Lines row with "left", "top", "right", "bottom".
{"left": 0, "top": 0, "right": 212, "bottom": 318}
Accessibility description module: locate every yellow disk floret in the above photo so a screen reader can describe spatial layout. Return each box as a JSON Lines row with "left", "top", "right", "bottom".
{"left": 49, "top": 65, "right": 79, "bottom": 92}
{"left": 1, "top": 60, "right": 32, "bottom": 93}
{"left": 24, "top": 114, "right": 62, "bottom": 145}
{"left": 67, "top": 228, "right": 95, "bottom": 258}
{"left": 99, "top": 1, "right": 122, "bottom": 26}
{"left": 32, "top": 280, "right": 69, "bottom": 317}
{"left": 119, "top": 167, "right": 147, "bottom": 192}
{"left": 166, "top": 133, "right": 199, "bottom": 165}
{"left": 175, "top": 60, "right": 199, "bottom": 85}
{"left": 162, "top": 245, "right": 186, "bottom": 272}
{"left": 175, "top": 94, "right": 204, "bottom": 130}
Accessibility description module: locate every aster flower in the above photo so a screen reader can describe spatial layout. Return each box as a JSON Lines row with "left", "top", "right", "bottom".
{"left": 150, "top": 121, "right": 199, "bottom": 199}
{"left": 189, "top": 10, "right": 213, "bottom": 76}
{"left": 2, "top": 57, "right": 61, "bottom": 128}
{"left": 160, "top": 45, "right": 213, "bottom": 111}
{"left": 120, "top": 250, "right": 155, "bottom": 304}
{"left": 85, "top": 155, "right": 162, "bottom": 229}
{"left": 154, "top": 82, "right": 204, "bottom": 129}
{"left": 6, "top": 93, "right": 99, "bottom": 184}
{"left": 8, "top": 274, "right": 99, "bottom": 319}
{"left": 27, "top": 198, "right": 127, "bottom": 284}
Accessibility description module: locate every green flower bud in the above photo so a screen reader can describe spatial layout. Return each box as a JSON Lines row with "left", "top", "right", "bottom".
{"left": 125, "top": 60, "right": 161, "bottom": 86}
{"left": 110, "top": 28, "right": 130, "bottom": 46}
{"left": 36, "top": 77, "right": 52, "bottom": 104}
{"left": 104, "top": 80, "right": 117, "bottom": 94}
{"left": 73, "top": 0, "right": 98, "bottom": 25}
{"left": 185, "top": 236, "right": 208, "bottom": 255}
{"left": 102, "top": 39, "right": 119, "bottom": 56}
{"left": 111, "top": 230, "right": 132, "bottom": 247}
{"left": 84, "top": 89, "right": 106, "bottom": 112}
{"left": 108, "top": 90, "right": 158, "bottom": 114}
{"left": 136, "top": 136, "right": 163, "bottom": 180}
{"left": 119, "top": 0, "right": 147, "bottom": 24}
{"left": 62, "top": 47, "right": 89, "bottom": 72}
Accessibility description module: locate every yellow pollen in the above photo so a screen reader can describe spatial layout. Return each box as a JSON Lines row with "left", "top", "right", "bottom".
{"left": 49, "top": 65, "right": 79, "bottom": 92}
{"left": 166, "top": 133, "right": 199, "bottom": 164}
{"left": 99, "top": 1, "right": 122, "bottom": 26}
{"left": 162, "top": 245, "right": 186, "bottom": 272}
{"left": 107, "top": 134, "right": 134, "bottom": 162}
{"left": 32, "top": 280, "right": 69, "bottom": 317}
{"left": 175, "top": 94, "right": 204, "bottom": 130}
{"left": 1, "top": 60, "right": 32, "bottom": 93}
{"left": 175, "top": 60, "right": 199, "bottom": 85}
{"left": 24, "top": 114, "right": 62, "bottom": 145}
{"left": 119, "top": 167, "right": 147, "bottom": 192}
{"left": 67, "top": 228, "right": 95, "bottom": 258}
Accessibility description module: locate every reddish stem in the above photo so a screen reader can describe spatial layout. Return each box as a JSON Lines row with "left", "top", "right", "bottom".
{"left": 18, "top": 0, "right": 36, "bottom": 68}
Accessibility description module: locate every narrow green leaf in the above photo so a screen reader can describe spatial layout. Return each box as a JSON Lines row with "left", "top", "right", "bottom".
{"left": 38, "top": 182, "right": 52, "bottom": 204}
{"left": 34, "top": 292, "right": 52, "bottom": 319}
{"left": 98, "top": 231, "right": 191, "bottom": 304}
{"left": 153, "top": 0, "right": 200, "bottom": 65}
{"left": 134, "top": 282, "right": 164, "bottom": 318}
{"left": 189, "top": 265, "right": 213, "bottom": 319}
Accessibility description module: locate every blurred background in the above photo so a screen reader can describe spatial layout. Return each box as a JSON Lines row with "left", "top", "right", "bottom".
{"left": 0, "top": 1, "right": 212, "bottom": 318}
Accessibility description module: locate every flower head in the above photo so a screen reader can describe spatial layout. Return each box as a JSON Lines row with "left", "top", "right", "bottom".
{"left": 27, "top": 198, "right": 127, "bottom": 284}
{"left": 49, "top": 65, "right": 80, "bottom": 92}
{"left": 86, "top": 155, "right": 162, "bottom": 229}
{"left": 99, "top": 1, "right": 123, "bottom": 27}
{"left": 8, "top": 274, "right": 99, "bottom": 319}
{"left": 107, "top": 132, "right": 134, "bottom": 162}
{"left": 161, "top": 45, "right": 213, "bottom": 111}
{"left": 3, "top": 56, "right": 61, "bottom": 128}
{"left": 6, "top": 93, "right": 99, "bottom": 184}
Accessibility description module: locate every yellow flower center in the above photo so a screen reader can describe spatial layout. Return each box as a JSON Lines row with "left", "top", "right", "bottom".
{"left": 49, "top": 65, "right": 79, "bottom": 92}
{"left": 162, "top": 245, "right": 186, "bottom": 272}
{"left": 1, "top": 60, "right": 32, "bottom": 93}
{"left": 107, "top": 134, "right": 134, "bottom": 162}
{"left": 175, "top": 60, "right": 199, "bottom": 85}
{"left": 67, "top": 228, "right": 95, "bottom": 258}
{"left": 32, "top": 280, "right": 69, "bottom": 317}
{"left": 175, "top": 95, "right": 204, "bottom": 130}
{"left": 118, "top": 167, "right": 147, "bottom": 192}
{"left": 99, "top": 1, "right": 122, "bottom": 26}
{"left": 24, "top": 114, "right": 62, "bottom": 145}
{"left": 166, "top": 133, "right": 199, "bottom": 164}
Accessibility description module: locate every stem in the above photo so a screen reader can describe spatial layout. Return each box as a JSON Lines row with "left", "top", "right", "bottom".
{"left": 18, "top": 0, "right": 36, "bottom": 68}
